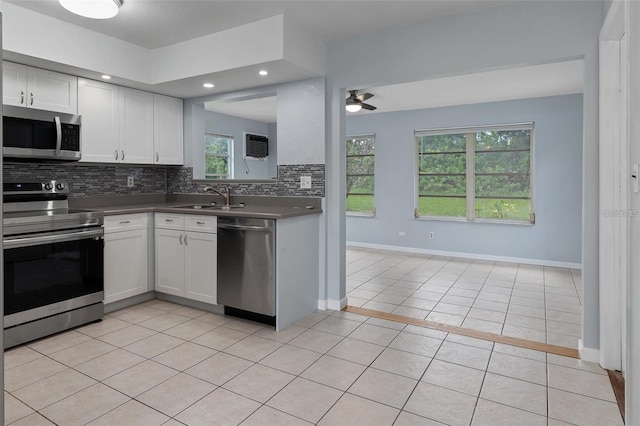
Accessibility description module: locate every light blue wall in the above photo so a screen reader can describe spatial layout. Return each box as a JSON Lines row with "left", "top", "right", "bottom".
{"left": 204, "top": 111, "right": 275, "bottom": 180}
{"left": 325, "top": 1, "right": 602, "bottom": 349}
{"left": 346, "top": 94, "right": 583, "bottom": 264}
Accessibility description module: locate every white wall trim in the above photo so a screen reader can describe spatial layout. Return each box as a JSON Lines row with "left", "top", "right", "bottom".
{"left": 319, "top": 297, "right": 347, "bottom": 311}
{"left": 347, "top": 241, "right": 582, "bottom": 269}
{"left": 579, "top": 339, "right": 601, "bottom": 363}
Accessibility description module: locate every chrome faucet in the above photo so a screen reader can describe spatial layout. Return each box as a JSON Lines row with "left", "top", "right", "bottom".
{"left": 203, "top": 185, "right": 231, "bottom": 206}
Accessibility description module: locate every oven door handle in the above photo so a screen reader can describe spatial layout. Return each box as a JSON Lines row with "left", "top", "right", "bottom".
{"left": 3, "top": 228, "right": 104, "bottom": 249}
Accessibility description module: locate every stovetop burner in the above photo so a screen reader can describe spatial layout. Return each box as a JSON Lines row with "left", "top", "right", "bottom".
{"left": 3, "top": 181, "right": 103, "bottom": 236}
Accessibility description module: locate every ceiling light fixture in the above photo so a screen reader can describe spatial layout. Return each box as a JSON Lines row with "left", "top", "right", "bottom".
{"left": 345, "top": 101, "right": 362, "bottom": 113}
{"left": 203, "top": 83, "right": 215, "bottom": 88}
{"left": 59, "top": 0, "right": 122, "bottom": 19}
{"left": 259, "top": 70, "right": 268, "bottom": 76}
{"left": 101, "top": 74, "right": 112, "bottom": 80}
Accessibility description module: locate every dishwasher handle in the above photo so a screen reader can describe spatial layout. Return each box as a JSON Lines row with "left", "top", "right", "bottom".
{"left": 217, "top": 223, "right": 273, "bottom": 232}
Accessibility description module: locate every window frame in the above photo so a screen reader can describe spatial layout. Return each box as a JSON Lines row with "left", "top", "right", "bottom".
{"left": 346, "top": 133, "right": 376, "bottom": 217}
{"left": 414, "top": 123, "right": 535, "bottom": 225}
{"left": 204, "top": 132, "right": 234, "bottom": 180}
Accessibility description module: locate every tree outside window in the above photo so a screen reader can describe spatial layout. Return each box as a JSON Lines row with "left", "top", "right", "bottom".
{"left": 416, "top": 124, "right": 533, "bottom": 223}
{"left": 346, "top": 135, "right": 375, "bottom": 215}
{"left": 205, "top": 133, "right": 233, "bottom": 179}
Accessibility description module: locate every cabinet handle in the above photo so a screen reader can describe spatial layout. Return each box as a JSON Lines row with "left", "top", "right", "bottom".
{"left": 165, "top": 219, "right": 173, "bottom": 223}
{"left": 115, "top": 150, "right": 119, "bottom": 160}
{"left": 184, "top": 234, "right": 189, "bottom": 245}
{"left": 179, "top": 234, "right": 183, "bottom": 245}
{"left": 119, "top": 220, "right": 130, "bottom": 224}
{"left": 20, "top": 91, "right": 24, "bottom": 105}
{"left": 121, "top": 150, "right": 125, "bottom": 160}
{"left": 156, "top": 152, "right": 159, "bottom": 162}
{"left": 30, "top": 92, "right": 34, "bottom": 106}
{"left": 196, "top": 221, "right": 205, "bottom": 225}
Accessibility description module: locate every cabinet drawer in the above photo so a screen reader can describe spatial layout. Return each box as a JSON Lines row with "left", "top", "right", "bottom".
{"left": 104, "top": 213, "right": 148, "bottom": 233}
{"left": 185, "top": 215, "right": 217, "bottom": 233}
{"left": 155, "top": 213, "right": 185, "bottom": 230}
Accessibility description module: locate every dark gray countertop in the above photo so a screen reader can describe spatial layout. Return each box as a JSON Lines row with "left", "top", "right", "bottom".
{"left": 70, "top": 194, "right": 322, "bottom": 220}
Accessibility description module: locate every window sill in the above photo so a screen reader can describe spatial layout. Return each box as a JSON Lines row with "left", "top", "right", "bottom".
{"left": 416, "top": 216, "right": 533, "bottom": 226}
{"left": 347, "top": 212, "right": 376, "bottom": 218}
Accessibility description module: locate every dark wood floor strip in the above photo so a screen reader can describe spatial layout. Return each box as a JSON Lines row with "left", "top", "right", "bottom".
{"left": 607, "top": 369, "right": 626, "bottom": 423}
{"left": 344, "top": 305, "right": 580, "bottom": 359}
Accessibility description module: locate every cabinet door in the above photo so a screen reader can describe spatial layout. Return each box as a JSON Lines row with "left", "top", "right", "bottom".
{"left": 184, "top": 231, "right": 217, "bottom": 304}
{"left": 3, "top": 62, "right": 27, "bottom": 107}
{"left": 119, "top": 87, "right": 154, "bottom": 164}
{"left": 155, "top": 228, "right": 185, "bottom": 296}
{"left": 153, "top": 94, "right": 184, "bottom": 165}
{"left": 27, "top": 67, "right": 78, "bottom": 114}
{"left": 104, "top": 229, "right": 148, "bottom": 304}
{"left": 78, "top": 79, "right": 120, "bottom": 163}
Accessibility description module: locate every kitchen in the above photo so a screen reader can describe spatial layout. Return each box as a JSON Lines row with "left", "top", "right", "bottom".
{"left": 0, "top": 0, "right": 636, "bottom": 425}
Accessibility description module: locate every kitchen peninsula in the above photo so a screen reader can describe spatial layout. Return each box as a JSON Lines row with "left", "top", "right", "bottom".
{"left": 72, "top": 194, "right": 322, "bottom": 331}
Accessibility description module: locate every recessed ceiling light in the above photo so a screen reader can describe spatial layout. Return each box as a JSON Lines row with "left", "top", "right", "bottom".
{"left": 59, "top": 0, "right": 122, "bottom": 19}
{"left": 203, "top": 83, "right": 215, "bottom": 88}
{"left": 101, "top": 74, "right": 112, "bottom": 80}
{"left": 259, "top": 70, "right": 268, "bottom": 76}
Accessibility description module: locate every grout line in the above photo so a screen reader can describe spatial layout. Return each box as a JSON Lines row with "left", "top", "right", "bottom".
{"left": 343, "top": 306, "right": 580, "bottom": 359}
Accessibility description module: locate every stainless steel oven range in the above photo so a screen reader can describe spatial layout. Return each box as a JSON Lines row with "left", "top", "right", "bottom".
{"left": 3, "top": 181, "right": 104, "bottom": 348}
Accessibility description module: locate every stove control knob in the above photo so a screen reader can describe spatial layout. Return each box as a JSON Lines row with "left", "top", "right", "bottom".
{"left": 56, "top": 182, "right": 65, "bottom": 191}
{"left": 44, "top": 182, "right": 53, "bottom": 190}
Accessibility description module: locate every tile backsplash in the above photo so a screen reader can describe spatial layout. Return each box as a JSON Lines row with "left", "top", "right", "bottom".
{"left": 3, "top": 163, "right": 325, "bottom": 198}
{"left": 167, "top": 165, "right": 325, "bottom": 197}
{"left": 3, "top": 163, "right": 167, "bottom": 196}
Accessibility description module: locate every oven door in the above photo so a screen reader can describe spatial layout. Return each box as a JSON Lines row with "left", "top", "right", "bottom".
{"left": 3, "top": 227, "right": 104, "bottom": 328}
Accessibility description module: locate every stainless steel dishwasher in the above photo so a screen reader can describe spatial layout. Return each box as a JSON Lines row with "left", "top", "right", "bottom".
{"left": 217, "top": 217, "right": 276, "bottom": 324}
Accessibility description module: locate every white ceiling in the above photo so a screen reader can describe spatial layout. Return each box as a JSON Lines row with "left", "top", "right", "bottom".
{"left": 350, "top": 59, "right": 585, "bottom": 115}
{"left": 202, "top": 60, "right": 583, "bottom": 122}
{"left": 5, "top": 0, "right": 510, "bottom": 49}
{"left": 205, "top": 96, "right": 278, "bottom": 123}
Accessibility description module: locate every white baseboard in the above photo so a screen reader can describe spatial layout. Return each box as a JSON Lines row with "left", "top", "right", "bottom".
{"left": 318, "top": 297, "right": 347, "bottom": 311}
{"left": 578, "top": 339, "right": 601, "bottom": 363}
{"left": 347, "top": 241, "right": 582, "bottom": 269}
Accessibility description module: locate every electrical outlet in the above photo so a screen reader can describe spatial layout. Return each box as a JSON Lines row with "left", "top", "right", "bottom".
{"left": 127, "top": 176, "right": 134, "bottom": 187}
{"left": 429, "top": 232, "right": 435, "bottom": 240}
{"left": 300, "top": 176, "right": 312, "bottom": 189}
{"left": 398, "top": 231, "right": 405, "bottom": 236}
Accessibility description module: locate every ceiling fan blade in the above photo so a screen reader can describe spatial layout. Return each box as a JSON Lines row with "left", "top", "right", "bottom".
{"left": 361, "top": 103, "right": 377, "bottom": 111}
{"left": 356, "top": 92, "right": 373, "bottom": 102}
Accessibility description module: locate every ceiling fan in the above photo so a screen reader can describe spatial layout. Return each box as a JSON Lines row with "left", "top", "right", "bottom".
{"left": 346, "top": 90, "right": 376, "bottom": 112}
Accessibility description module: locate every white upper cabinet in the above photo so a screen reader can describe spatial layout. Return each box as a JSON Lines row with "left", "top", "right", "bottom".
{"left": 78, "top": 79, "right": 119, "bottom": 163}
{"left": 119, "top": 87, "right": 154, "bottom": 164}
{"left": 153, "top": 94, "right": 184, "bottom": 165}
{"left": 3, "top": 62, "right": 78, "bottom": 114}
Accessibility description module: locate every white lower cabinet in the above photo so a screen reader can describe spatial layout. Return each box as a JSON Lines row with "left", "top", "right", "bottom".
{"left": 155, "top": 213, "right": 217, "bottom": 304}
{"left": 104, "top": 214, "right": 149, "bottom": 304}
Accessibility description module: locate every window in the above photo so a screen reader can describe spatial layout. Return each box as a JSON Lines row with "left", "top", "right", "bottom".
{"left": 416, "top": 123, "right": 533, "bottom": 223}
{"left": 346, "top": 135, "right": 375, "bottom": 215}
{"left": 204, "top": 133, "right": 233, "bottom": 179}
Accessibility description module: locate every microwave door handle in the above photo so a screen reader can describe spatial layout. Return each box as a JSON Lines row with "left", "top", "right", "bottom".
{"left": 54, "top": 116, "right": 62, "bottom": 158}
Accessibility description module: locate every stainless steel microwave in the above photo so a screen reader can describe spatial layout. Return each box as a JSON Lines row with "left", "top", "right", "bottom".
{"left": 2, "top": 105, "right": 81, "bottom": 161}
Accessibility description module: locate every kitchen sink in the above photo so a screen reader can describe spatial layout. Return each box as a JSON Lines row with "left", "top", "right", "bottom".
{"left": 209, "top": 205, "right": 245, "bottom": 210}
{"left": 176, "top": 204, "right": 244, "bottom": 210}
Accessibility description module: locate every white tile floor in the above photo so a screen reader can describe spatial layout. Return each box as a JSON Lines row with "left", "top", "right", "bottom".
{"left": 346, "top": 247, "right": 583, "bottom": 349}
{"left": 4, "top": 298, "right": 622, "bottom": 425}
